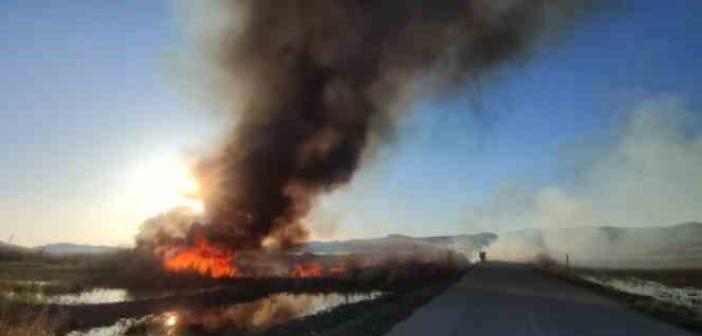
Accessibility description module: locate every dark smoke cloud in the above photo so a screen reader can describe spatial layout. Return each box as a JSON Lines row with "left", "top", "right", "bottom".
{"left": 174, "top": 0, "right": 592, "bottom": 250}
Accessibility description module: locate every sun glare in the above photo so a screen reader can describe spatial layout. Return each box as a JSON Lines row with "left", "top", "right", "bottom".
{"left": 128, "top": 157, "right": 205, "bottom": 217}
{"left": 164, "top": 313, "right": 178, "bottom": 327}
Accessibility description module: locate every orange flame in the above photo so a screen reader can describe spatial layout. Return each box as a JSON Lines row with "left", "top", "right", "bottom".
{"left": 290, "top": 263, "right": 322, "bottom": 278}
{"left": 163, "top": 234, "right": 238, "bottom": 278}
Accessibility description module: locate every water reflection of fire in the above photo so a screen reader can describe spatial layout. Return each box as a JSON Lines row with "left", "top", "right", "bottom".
{"left": 162, "top": 234, "right": 239, "bottom": 278}
{"left": 130, "top": 292, "right": 384, "bottom": 335}
{"left": 164, "top": 313, "right": 178, "bottom": 327}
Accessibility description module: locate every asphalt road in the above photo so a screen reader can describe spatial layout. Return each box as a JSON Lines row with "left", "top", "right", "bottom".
{"left": 386, "top": 262, "right": 695, "bottom": 336}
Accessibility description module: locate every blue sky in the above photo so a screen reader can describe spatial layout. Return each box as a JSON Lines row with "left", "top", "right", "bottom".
{"left": 1, "top": 1, "right": 701, "bottom": 246}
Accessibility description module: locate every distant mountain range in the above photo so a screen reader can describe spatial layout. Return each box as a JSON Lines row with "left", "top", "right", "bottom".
{"left": 0, "top": 241, "right": 121, "bottom": 256}
{"left": 33, "top": 243, "right": 121, "bottom": 255}
{"left": 307, "top": 223, "right": 702, "bottom": 268}
{"left": 305, "top": 232, "right": 498, "bottom": 256}
{"left": 3, "top": 222, "right": 701, "bottom": 267}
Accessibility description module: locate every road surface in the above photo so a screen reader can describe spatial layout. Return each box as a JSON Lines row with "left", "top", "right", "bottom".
{"left": 386, "top": 262, "right": 694, "bottom": 336}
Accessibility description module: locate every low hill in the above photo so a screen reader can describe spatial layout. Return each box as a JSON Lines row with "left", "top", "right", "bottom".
{"left": 306, "top": 232, "right": 497, "bottom": 256}
{"left": 0, "top": 240, "right": 38, "bottom": 261}
{"left": 33, "top": 243, "right": 121, "bottom": 255}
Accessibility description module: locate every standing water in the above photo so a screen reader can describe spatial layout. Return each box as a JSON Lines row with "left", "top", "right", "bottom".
{"left": 69, "top": 291, "right": 385, "bottom": 335}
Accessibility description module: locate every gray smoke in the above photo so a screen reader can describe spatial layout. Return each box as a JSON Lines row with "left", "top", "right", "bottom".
{"left": 474, "top": 96, "right": 702, "bottom": 267}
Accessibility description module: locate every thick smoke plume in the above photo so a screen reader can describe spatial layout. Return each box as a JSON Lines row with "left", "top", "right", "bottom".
{"left": 161, "top": 0, "right": 591, "bottom": 250}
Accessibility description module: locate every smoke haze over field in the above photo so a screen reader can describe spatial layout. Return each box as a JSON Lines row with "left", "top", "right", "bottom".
{"left": 152, "top": 0, "right": 593, "bottom": 250}
{"left": 472, "top": 96, "right": 702, "bottom": 231}
{"left": 468, "top": 96, "right": 702, "bottom": 266}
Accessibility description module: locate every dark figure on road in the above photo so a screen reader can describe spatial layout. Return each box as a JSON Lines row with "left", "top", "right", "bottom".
{"left": 479, "top": 251, "right": 486, "bottom": 263}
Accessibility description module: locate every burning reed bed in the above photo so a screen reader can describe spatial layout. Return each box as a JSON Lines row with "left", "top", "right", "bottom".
{"left": 0, "top": 248, "right": 468, "bottom": 335}
{"left": 1, "top": 244, "right": 470, "bottom": 335}
{"left": 58, "top": 259, "right": 467, "bottom": 333}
